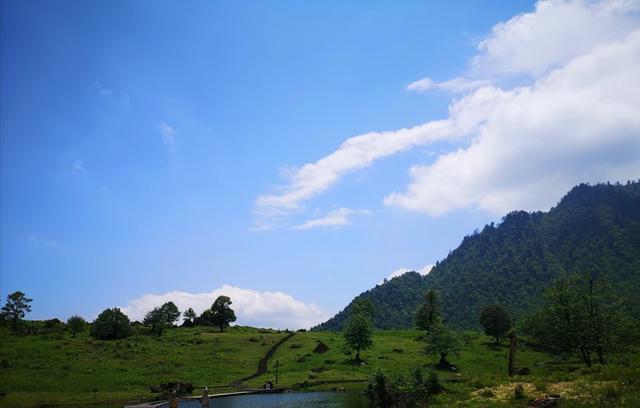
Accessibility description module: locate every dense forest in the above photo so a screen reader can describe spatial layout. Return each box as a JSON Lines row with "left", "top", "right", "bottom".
{"left": 314, "top": 181, "right": 640, "bottom": 330}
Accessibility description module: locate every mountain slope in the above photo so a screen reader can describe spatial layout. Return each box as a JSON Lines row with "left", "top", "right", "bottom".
{"left": 314, "top": 181, "right": 640, "bottom": 330}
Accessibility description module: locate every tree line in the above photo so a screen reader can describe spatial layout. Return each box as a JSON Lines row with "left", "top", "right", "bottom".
{"left": 0, "top": 292, "right": 238, "bottom": 340}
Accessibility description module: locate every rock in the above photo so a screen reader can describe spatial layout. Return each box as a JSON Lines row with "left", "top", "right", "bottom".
{"left": 313, "top": 341, "right": 330, "bottom": 354}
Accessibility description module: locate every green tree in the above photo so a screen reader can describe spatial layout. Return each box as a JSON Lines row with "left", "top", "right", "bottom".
{"left": 1, "top": 291, "right": 33, "bottom": 331}
{"left": 480, "top": 305, "right": 511, "bottom": 345}
{"left": 183, "top": 307, "right": 196, "bottom": 325}
{"left": 415, "top": 290, "right": 441, "bottom": 331}
{"left": 343, "top": 312, "right": 373, "bottom": 363}
{"left": 365, "top": 369, "right": 395, "bottom": 407}
{"left": 196, "top": 309, "right": 215, "bottom": 326}
{"left": 522, "top": 273, "right": 628, "bottom": 366}
{"left": 424, "top": 322, "right": 460, "bottom": 369}
{"left": 143, "top": 307, "right": 168, "bottom": 336}
{"left": 91, "top": 308, "right": 131, "bottom": 340}
{"left": 210, "top": 296, "right": 237, "bottom": 332}
{"left": 160, "top": 301, "right": 181, "bottom": 326}
{"left": 351, "top": 298, "right": 375, "bottom": 320}
{"left": 67, "top": 315, "right": 86, "bottom": 338}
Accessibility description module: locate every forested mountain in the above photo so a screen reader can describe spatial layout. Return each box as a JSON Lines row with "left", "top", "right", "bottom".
{"left": 314, "top": 181, "right": 640, "bottom": 330}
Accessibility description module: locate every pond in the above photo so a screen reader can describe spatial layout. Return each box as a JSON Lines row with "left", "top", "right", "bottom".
{"left": 166, "top": 391, "right": 368, "bottom": 407}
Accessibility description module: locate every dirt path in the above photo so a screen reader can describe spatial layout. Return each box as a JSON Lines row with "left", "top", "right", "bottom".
{"left": 229, "top": 331, "right": 295, "bottom": 388}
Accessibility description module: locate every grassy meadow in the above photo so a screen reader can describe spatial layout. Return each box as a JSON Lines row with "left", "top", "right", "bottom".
{"left": 1, "top": 325, "right": 639, "bottom": 407}
{"left": 0, "top": 325, "right": 287, "bottom": 407}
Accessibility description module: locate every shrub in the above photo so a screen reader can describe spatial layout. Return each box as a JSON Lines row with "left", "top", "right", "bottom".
{"left": 365, "top": 370, "right": 395, "bottom": 408}
{"left": 426, "top": 371, "right": 443, "bottom": 394}
{"left": 67, "top": 315, "right": 86, "bottom": 338}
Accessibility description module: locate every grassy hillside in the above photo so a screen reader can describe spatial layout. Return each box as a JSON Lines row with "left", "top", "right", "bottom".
{"left": 250, "top": 330, "right": 640, "bottom": 407}
{"left": 316, "top": 182, "right": 640, "bottom": 330}
{"left": 0, "top": 325, "right": 288, "bottom": 407}
{"left": 1, "top": 325, "right": 640, "bottom": 407}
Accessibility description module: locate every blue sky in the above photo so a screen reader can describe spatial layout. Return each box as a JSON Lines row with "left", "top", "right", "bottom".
{"left": 2, "top": 0, "right": 639, "bottom": 328}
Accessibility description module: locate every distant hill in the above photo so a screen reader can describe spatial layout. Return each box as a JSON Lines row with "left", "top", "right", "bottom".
{"left": 313, "top": 181, "right": 640, "bottom": 331}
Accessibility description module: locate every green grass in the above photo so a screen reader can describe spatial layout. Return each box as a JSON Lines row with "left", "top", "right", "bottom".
{"left": 1, "top": 326, "right": 639, "bottom": 407}
{"left": 0, "top": 325, "right": 288, "bottom": 407}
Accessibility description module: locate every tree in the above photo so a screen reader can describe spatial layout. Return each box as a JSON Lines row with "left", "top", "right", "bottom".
{"left": 344, "top": 312, "right": 373, "bottom": 363}
{"left": 415, "top": 290, "right": 441, "bottom": 331}
{"left": 183, "top": 307, "right": 196, "bottom": 325}
{"left": 195, "top": 309, "right": 214, "bottom": 326}
{"left": 351, "top": 298, "right": 375, "bottom": 320}
{"left": 480, "top": 305, "right": 511, "bottom": 345}
{"left": 424, "top": 322, "right": 460, "bottom": 369}
{"left": 1, "top": 291, "right": 33, "bottom": 331}
{"left": 67, "top": 315, "right": 86, "bottom": 338}
{"left": 160, "top": 302, "right": 181, "bottom": 326}
{"left": 522, "top": 273, "right": 628, "bottom": 366}
{"left": 210, "top": 296, "right": 236, "bottom": 332}
{"left": 91, "top": 308, "right": 131, "bottom": 340}
{"left": 143, "top": 307, "right": 168, "bottom": 336}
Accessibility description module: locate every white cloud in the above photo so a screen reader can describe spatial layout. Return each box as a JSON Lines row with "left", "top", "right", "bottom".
{"left": 120, "top": 284, "right": 330, "bottom": 330}
{"left": 255, "top": 120, "right": 453, "bottom": 218}
{"left": 386, "top": 268, "right": 411, "bottom": 280}
{"left": 471, "top": 0, "right": 640, "bottom": 77}
{"left": 292, "top": 208, "right": 372, "bottom": 230}
{"left": 158, "top": 122, "right": 176, "bottom": 152}
{"left": 384, "top": 264, "right": 434, "bottom": 283}
{"left": 386, "top": 31, "right": 640, "bottom": 215}
{"left": 407, "top": 77, "right": 490, "bottom": 93}
{"left": 256, "top": 0, "right": 640, "bottom": 220}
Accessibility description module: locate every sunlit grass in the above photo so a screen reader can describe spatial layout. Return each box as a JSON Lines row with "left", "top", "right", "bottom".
{"left": 1, "top": 326, "right": 639, "bottom": 407}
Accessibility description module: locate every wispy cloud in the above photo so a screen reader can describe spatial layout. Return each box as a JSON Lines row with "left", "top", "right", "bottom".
{"left": 158, "top": 122, "right": 176, "bottom": 152}
{"left": 95, "top": 81, "right": 113, "bottom": 97}
{"left": 407, "top": 77, "right": 490, "bottom": 93}
{"left": 292, "top": 208, "right": 372, "bottom": 230}
{"left": 255, "top": 120, "right": 454, "bottom": 217}
{"left": 121, "top": 285, "right": 330, "bottom": 330}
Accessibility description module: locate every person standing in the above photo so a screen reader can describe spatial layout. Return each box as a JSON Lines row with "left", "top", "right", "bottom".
{"left": 200, "top": 386, "right": 210, "bottom": 407}
{"left": 169, "top": 388, "right": 179, "bottom": 408}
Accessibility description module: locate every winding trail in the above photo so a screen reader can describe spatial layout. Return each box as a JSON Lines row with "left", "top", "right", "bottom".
{"left": 229, "top": 331, "right": 295, "bottom": 388}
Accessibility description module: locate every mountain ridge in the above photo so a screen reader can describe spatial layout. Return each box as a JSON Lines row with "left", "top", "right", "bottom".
{"left": 313, "top": 181, "right": 640, "bottom": 330}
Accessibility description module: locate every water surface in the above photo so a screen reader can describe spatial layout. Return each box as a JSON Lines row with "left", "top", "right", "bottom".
{"left": 172, "top": 391, "right": 367, "bottom": 407}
